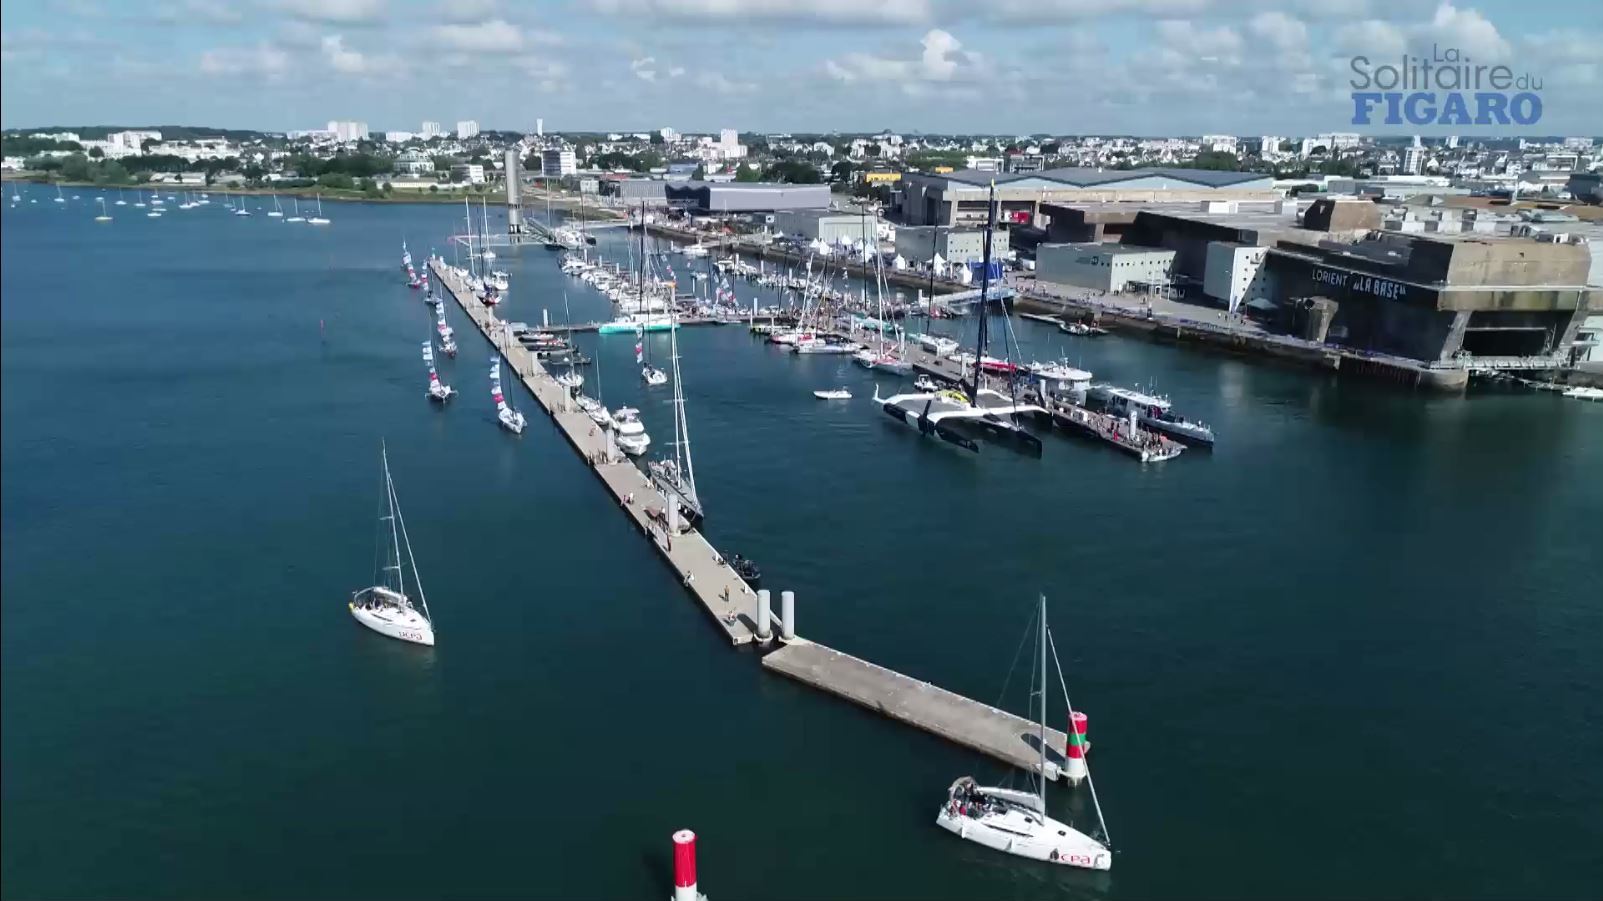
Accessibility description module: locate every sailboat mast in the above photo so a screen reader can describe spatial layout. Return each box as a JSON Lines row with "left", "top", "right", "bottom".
{"left": 971, "top": 182, "right": 997, "bottom": 397}
{"left": 1038, "top": 594, "right": 1048, "bottom": 810}
{"left": 384, "top": 446, "right": 404, "bottom": 597}
{"left": 389, "top": 458, "right": 431, "bottom": 623}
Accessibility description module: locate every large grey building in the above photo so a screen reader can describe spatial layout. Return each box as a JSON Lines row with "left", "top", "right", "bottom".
{"left": 900, "top": 167, "right": 1279, "bottom": 228}
{"left": 1036, "top": 244, "right": 1177, "bottom": 293}
{"left": 773, "top": 210, "right": 873, "bottom": 244}
{"left": 895, "top": 226, "right": 1011, "bottom": 267}
{"left": 613, "top": 178, "right": 667, "bottom": 204}
{"left": 664, "top": 182, "right": 830, "bottom": 213}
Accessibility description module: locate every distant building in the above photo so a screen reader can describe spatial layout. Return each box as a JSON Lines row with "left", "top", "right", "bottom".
{"left": 327, "top": 120, "right": 368, "bottom": 142}
{"left": 901, "top": 167, "right": 1277, "bottom": 227}
{"left": 773, "top": 210, "right": 871, "bottom": 244}
{"left": 536, "top": 118, "right": 544, "bottom": 138}
{"left": 964, "top": 156, "right": 1003, "bottom": 172}
{"left": 1566, "top": 172, "right": 1603, "bottom": 204}
{"left": 862, "top": 170, "right": 902, "bottom": 186}
{"left": 541, "top": 148, "right": 576, "bottom": 177}
{"left": 895, "top": 226, "right": 1011, "bottom": 267}
{"left": 1036, "top": 243, "right": 1176, "bottom": 293}
{"left": 1202, "top": 242, "right": 1270, "bottom": 312}
{"left": 420, "top": 121, "right": 443, "bottom": 139}
{"left": 456, "top": 120, "right": 480, "bottom": 140}
{"left": 385, "top": 131, "right": 414, "bottom": 143}
{"left": 450, "top": 163, "right": 485, "bottom": 184}
{"left": 663, "top": 182, "right": 829, "bottom": 214}
{"left": 1006, "top": 154, "right": 1045, "bottom": 174}
{"left": 395, "top": 149, "right": 433, "bottom": 176}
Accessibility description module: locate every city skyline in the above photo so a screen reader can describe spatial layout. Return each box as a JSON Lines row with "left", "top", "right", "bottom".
{"left": 1, "top": 0, "right": 1600, "bottom": 134}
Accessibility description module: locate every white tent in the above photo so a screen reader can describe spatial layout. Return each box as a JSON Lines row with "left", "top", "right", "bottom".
{"left": 892, "top": 254, "right": 908, "bottom": 270}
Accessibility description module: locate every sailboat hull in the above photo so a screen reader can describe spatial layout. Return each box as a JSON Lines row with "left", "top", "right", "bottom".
{"left": 935, "top": 805, "right": 1110, "bottom": 870}
{"left": 349, "top": 600, "right": 435, "bottom": 646}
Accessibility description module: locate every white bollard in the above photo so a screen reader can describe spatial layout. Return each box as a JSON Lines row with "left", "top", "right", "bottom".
{"left": 756, "top": 590, "right": 772, "bottom": 641}
{"left": 543, "top": 308, "right": 550, "bottom": 327}
{"left": 780, "top": 590, "right": 795, "bottom": 640}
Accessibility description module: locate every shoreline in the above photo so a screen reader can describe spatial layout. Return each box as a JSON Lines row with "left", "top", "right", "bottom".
{"left": 2, "top": 172, "right": 627, "bottom": 215}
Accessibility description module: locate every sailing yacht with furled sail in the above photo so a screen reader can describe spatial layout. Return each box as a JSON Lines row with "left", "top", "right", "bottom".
{"left": 286, "top": 196, "right": 305, "bottom": 223}
{"left": 349, "top": 445, "right": 436, "bottom": 647}
{"left": 936, "top": 595, "right": 1110, "bottom": 870}
{"left": 422, "top": 341, "right": 455, "bottom": 402}
{"left": 647, "top": 305, "right": 702, "bottom": 524}
{"left": 491, "top": 358, "right": 525, "bottom": 433}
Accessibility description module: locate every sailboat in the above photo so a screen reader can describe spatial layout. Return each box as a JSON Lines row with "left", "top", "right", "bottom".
{"left": 349, "top": 444, "right": 437, "bottom": 647}
{"left": 53, "top": 184, "right": 65, "bottom": 204}
{"left": 436, "top": 307, "right": 458, "bottom": 356}
{"left": 647, "top": 305, "right": 702, "bottom": 524}
{"left": 401, "top": 240, "right": 413, "bottom": 272}
{"left": 267, "top": 194, "right": 283, "bottom": 218}
{"left": 114, "top": 188, "right": 126, "bottom": 207}
{"left": 93, "top": 198, "right": 112, "bottom": 222}
{"left": 935, "top": 595, "right": 1111, "bottom": 870}
{"left": 874, "top": 183, "right": 1044, "bottom": 456}
{"left": 491, "top": 358, "right": 525, "bottom": 433}
{"left": 286, "top": 196, "right": 305, "bottom": 223}
{"left": 578, "top": 332, "right": 613, "bottom": 428}
{"left": 307, "top": 193, "right": 330, "bottom": 225}
{"left": 422, "top": 341, "right": 455, "bottom": 402}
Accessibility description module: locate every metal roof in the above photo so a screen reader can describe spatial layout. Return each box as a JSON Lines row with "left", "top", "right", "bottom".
{"left": 935, "top": 166, "right": 1272, "bottom": 189}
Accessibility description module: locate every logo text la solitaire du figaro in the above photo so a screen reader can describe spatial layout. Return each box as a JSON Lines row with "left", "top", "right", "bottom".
{"left": 1350, "top": 44, "right": 1542, "bottom": 126}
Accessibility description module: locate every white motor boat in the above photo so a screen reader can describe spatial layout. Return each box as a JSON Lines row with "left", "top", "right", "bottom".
{"left": 612, "top": 407, "right": 651, "bottom": 455}
{"left": 348, "top": 446, "right": 437, "bottom": 647}
{"left": 555, "top": 370, "right": 584, "bottom": 390}
{"left": 1563, "top": 386, "right": 1603, "bottom": 401}
{"left": 935, "top": 596, "right": 1110, "bottom": 870}
{"left": 486, "top": 270, "right": 510, "bottom": 291}
{"left": 912, "top": 333, "right": 960, "bottom": 356}
{"left": 814, "top": 388, "right": 852, "bottom": 400}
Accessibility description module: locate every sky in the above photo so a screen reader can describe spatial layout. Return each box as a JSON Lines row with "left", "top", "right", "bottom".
{"left": 1, "top": 0, "right": 1600, "bottom": 136}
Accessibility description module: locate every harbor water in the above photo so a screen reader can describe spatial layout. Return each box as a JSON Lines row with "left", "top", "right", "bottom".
{"left": 3, "top": 185, "right": 1601, "bottom": 900}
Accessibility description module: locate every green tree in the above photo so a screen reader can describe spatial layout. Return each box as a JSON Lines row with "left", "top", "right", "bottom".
{"left": 318, "top": 172, "right": 356, "bottom": 190}
{"left": 691, "top": 164, "right": 706, "bottom": 181}
{"left": 734, "top": 163, "right": 762, "bottom": 182}
{"left": 830, "top": 160, "right": 856, "bottom": 182}
{"left": 59, "top": 153, "right": 92, "bottom": 182}
{"left": 88, "top": 147, "right": 103, "bottom": 159}
{"left": 649, "top": 132, "right": 665, "bottom": 145}
{"left": 763, "top": 160, "right": 822, "bottom": 184}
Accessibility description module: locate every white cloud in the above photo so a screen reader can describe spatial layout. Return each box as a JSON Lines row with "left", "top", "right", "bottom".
{"left": 990, "top": 0, "right": 1210, "bottom": 20}
{"left": 630, "top": 55, "right": 658, "bottom": 81}
{"left": 430, "top": 19, "right": 524, "bottom": 53}
{"left": 1154, "top": 20, "right": 1241, "bottom": 65}
{"left": 199, "top": 41, "right": 289, "bottom": 78}
{"left": 279, "top": 0, "right": 385, "bottom": 25}
{"left": 155, "top": 0, "right": 245, "bottom": 24}
{"left": 434, "top": 0, "right": 498, "bottom": 22}
{"left": 1249, "top": 11, "right": 1307, "bottom": 51}
{"left": 824, "top": 28, "right": 985, "bottom": 87}
{"left": 667, "top": 65, "right": 686, "bottom": 78}
{"left": 1422, "top": 1, "right": 1509, "bottom": 61}
{"left": 319, "top": 33, "right": 396, "bottom": 74}
{"left": 695, "top": 71, "right": 755, "bottom": 94}
{"left": 589, "top": 0, "right": 932, "bottom": 26}
{"left": 1335, "top": 19, "right": 1407, "bottom": 59}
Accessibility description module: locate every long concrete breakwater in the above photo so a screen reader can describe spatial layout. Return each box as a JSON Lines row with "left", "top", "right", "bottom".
{"left": 429, "top": 257, "right": 1075, "bottom": 779}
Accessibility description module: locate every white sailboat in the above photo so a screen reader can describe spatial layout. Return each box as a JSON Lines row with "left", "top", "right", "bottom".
{"left": 422, "top": 341, "right": 455, "bottom": 402}
{"left": 286, "top": 196, "right": 305, "bottom": 223}
{"left": 53, "top": 184, "right": 65, "bottom": 204}
{"left": 647, "top": 307, "right": 702, "bottom": 523}
{"left": 935, "top": 595, "right": 1111, "bottom": 870}
{"left": 491, "top": 358, "right": 525, "bottom": 433}
{"left": 114, "top": 188, "right": 126, "bottom": 207}
{"left": 349, "top": 445, "right": 436, "bottom": 647}
{"left": 267, "top": 194, "right": 283, "bottom": 218}
{"left": 307, "top": 193, "right": 330, "bottom": 225}
{"left": 436, "top": 306, "right": 458, "bottom": 356}
{"left": 813, "top": 387, "right": 852, "bottom": 400}
{"left": 94, "top": 198, "right": 112, "bottom": 222}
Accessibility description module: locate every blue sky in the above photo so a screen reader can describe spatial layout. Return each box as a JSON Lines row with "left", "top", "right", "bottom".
{"left": 2, "top": 0, "right": 1599, "bottom": 135}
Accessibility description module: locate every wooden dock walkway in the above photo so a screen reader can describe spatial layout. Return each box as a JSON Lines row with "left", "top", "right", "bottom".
{"left": 763, "top": 640, "right": 1072, "bottom": 780}
{"left": 430, "top": 259, "right": 762, "bottom": 645}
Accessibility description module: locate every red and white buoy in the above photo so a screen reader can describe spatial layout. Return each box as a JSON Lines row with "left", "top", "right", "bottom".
{"left": 671, "top": 829, "right": 706, "bottom": 901}
{"left": 1064, "top": 711, "right": 1090, "bottom": 785}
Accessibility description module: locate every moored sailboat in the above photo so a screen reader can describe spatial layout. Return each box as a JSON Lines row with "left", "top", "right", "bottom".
{"left": 491, "top": 358, "right": 525, "bottom": 433}
{"left": 647, "top": 306, "right": 703, "bottom": 524}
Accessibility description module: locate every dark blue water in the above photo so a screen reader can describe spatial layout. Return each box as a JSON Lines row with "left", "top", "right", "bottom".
{"left": 4, "top": 184, "right": 1601, "bottom": 900}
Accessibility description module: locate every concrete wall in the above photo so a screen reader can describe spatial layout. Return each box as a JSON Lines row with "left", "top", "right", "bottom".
{"left": 895, "top": 226, "right": 1010, "bottom": 266}
{"left": 773, "top": 211, "right": 868, "bottom": 243}
{"left": 1203, "top": 242, "right": 1269, "bottom": 310}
